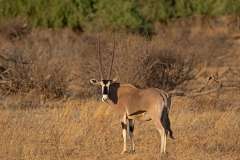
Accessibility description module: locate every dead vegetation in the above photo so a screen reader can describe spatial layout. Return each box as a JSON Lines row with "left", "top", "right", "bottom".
{"left": 0, "top": 47, "right": 68, "bottom": 100}
{"left": 0, "top": 19, "right": 238, "bottom": 100}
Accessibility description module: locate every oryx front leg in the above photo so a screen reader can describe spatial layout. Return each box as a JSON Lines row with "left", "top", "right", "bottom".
{"left": 121, "top": 114, "right": 128, "bottom": 154}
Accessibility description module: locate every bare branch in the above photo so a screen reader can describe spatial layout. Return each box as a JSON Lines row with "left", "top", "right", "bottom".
{"left": 185, "top": 87, "right": 221, "bottom": 97}
{"left": 169, "top": 76, "right": 223, "bottom": 97}
{"left": 170, "top": 76, "right": 240, "bottom": 98}
{"left": 0, "top": 54, "right": 30, "bottom": 64}
{"left": 0, "top": 80, "right": 10, "bottom": 84}
{"left": 0, "top": 55, "right": 10, "bottom": 62}
{"left": 192, "top": 61, "right": 207, "bottom": 80}
{"left": 169, "top": 86, "right": 222, "bottom": 97}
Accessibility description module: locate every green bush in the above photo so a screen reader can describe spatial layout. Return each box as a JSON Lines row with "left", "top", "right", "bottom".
{"left": 0, "top": 0, "right": 95, "bottom": 28}
{"left": 0, "top": 0, "right": 240, "bottom": 33}
{"left": 94, "top": 0, "right": 142, "bottom": 31}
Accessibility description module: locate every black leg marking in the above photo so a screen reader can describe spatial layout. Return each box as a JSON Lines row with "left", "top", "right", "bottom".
{"left": 129, "top": 119, "right": 134, "bottom": 133}
{"left": 121, "top": 122, "right": 127, "bottom": 130}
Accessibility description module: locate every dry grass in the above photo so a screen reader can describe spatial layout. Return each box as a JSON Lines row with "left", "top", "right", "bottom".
{"left": 0, "top": 91, "right": 239, "bottom": 160}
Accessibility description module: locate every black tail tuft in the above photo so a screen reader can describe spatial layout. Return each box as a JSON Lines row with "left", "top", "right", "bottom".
{"left": 161, "top": 107, "right": 175, "bottom": 139}
{"left": 169, "top": 128, "right": 175, "bottom": 139}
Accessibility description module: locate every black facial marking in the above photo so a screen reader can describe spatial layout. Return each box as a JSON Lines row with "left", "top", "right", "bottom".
{"left": 103, "top": 86, "right": 108, "bottom": 94}
{"left": 101, "top": 80, "right": 112, "bottom": 95}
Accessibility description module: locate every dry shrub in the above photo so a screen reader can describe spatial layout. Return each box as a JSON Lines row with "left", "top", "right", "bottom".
{"left": 137, "top": 49, "right": 194, "bottom": 90}
{"left": 0, "top": 18, "right": 30, "bottom": 41}
{"left": 0, "top": 44, "right": 68, "bottom": 100}
{"left": 82, "top": 34, "right": 190, "bottom": 91}
{"left": 0, "top": 21, "right": 235, "bottom": 103}
{"left": 102, "top": 32, "right": 197, "bottom": 91}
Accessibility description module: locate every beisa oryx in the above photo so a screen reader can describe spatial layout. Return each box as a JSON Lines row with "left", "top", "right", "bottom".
{"left": 90, "top": 37, "right": 174, "bottom": 154}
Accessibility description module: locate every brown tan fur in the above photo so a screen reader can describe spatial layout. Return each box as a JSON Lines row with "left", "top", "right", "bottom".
{"left": 90, "top": 80, "right": 174, "bottom": 154}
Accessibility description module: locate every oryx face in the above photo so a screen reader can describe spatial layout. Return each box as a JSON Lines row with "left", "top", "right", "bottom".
{"left": 100, "top": 80, "right": 112, "bottom": 101}
{"left": 90, "top": 79, "right": 113, "bottom": 101}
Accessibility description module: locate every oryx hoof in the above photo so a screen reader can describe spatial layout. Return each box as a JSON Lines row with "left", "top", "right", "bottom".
{"left": 129, "top": 150, "right": 135, "bottom": 154}
{"left": 121, "top": 150, "right": 128, "bottom": 154}
{"left": 160, "top": 152, "right": 166, "bottom": 155}
{"left": 160, "top": 152, "right": 169, "bottom": 159}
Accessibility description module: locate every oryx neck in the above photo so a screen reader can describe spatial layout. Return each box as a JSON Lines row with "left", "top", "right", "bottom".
{"left": 104, "top": 82, "right": 120, "bottom": 105}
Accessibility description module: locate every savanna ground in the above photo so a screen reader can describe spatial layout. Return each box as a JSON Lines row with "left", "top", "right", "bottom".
{"left": 0, "top": 18, "right": 240, "bottom": 160}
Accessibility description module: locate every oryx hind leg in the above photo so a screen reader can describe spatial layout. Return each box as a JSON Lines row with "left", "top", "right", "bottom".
{"left": 154, "top": 119, "right": 167, "bottom": 154}
{"left": 128, "top": 119, "right": 135, "bottom": 153}
{"left": 121, "top": 114, "right": 128, "bottom": 154}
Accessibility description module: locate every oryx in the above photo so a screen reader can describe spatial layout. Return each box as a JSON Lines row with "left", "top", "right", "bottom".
{"left": 90, "top": 37, "right": 174, "bottom": 154}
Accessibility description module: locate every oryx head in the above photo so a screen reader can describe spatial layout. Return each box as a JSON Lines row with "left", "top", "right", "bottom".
{"left": 90, "top": 35, "right": 117, "bottom": 102}
{"left": 90, "top": 77, "right": 118, "bottom": 101}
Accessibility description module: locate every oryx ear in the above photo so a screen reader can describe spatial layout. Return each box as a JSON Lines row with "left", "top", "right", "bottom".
{"left": 89, "top": 79, "right": 101, "bottom": 85}
{"left": 112, "top": 76, "right": 118, "bottom": 82}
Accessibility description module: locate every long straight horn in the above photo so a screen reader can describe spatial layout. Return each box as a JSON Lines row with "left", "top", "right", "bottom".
{"left": 108, "top": 37, "right": 116, "bottom": 79}
{"left": 97, "top": 35, "right": 104, "bottom": 80}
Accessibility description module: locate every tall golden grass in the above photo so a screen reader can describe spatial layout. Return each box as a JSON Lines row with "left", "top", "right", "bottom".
{"left": 0, "top": 91, "right": 239, "bottom": 160}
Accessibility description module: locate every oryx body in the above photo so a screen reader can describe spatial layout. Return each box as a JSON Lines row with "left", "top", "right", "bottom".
{"left": 90, "top": 36, "right": 174, "bottom": 154}
{"left": 90, "top": 80, "right": 174, "bottom": 154}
